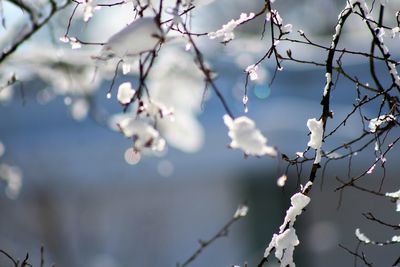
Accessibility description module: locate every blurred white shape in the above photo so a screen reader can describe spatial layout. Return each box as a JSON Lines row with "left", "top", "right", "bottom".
{"left": 118, "top": 118, "right": 166, "bottom": 152}
{"left": 307, "top": 118, "right": 323, "bottom": 164}
{"left": 0, "top": 86, "right": 13, "bottom": 102}
{"left": 385, "top": 189, "right": 400, "bottom": 212}
{"left": 208, "top": 13, "right": 255, "bottom": 42}
{"left": 183, "top": 0, "right": 215, "bottom": 7}
{"left": 0, "top": 163, "right": 22, "bottom": 199}
{"left": 223, "top": 115, "right": 276, "bottom": 157}
{"left": 355, "top": 228, "right": 371, "bottom": 244}
{"left": 122, "top": 62, "right": 131, "bottom": 75}
{"left": 307, "top": 118, "right": 323, "bottom": 150}
{"left": 157, "top": 159, "right": 174, "bottom": 177}
{"left": 124, "top": 148, "right": 141, "bottom": 165}
{"left": 101, "top": 17, "right": 162, "bottom": 58}
{"left": 308, "top": 221, "right": 339, "bottom": 252}
{"left": 9, "top": 47, "right": 101, "bottom": 96}
{"left": 117, "top": 82, "right": 135, "bottom": 104}
{"left": 277, "top": 174, "right": 287, "bottom": 187}
{"left": 64, "top": 96, "right": 72, "bottom": 106}
{"left": 233, "top": 204, "right": 248, "bottom": 218}
{"left": 89, "top": 253, "right": 120, "bottom": 267}
{"left": 71, "top": 98, "right": 89, "bottom": 121}
{"left": 246, "top": 64, "right": 258, "bottom": 80}
{"left": 37, "top": 89, "right": 55, "bottom": 105}
{"left": 148, "top": 46, "right": 205, "bottom": 153}
{"left": 0, "top": 141, "right": 5, "bottom": 157}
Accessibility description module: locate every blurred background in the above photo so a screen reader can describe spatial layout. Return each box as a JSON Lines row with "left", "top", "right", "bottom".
{"left": 0, "top": 0, "right": 399, "bottom": 266}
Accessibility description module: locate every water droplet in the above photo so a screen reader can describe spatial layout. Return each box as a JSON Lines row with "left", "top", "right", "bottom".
{"left": 244, "top": 106, "right": 248, "bottom": 113}
{"left": 106, "top": 92, "right": 111, "bottom": 99}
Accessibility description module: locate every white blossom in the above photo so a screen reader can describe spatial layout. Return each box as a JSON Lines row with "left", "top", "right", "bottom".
{"left": 368, "top": 114, "right": 396, "bottom": 133}
{"left": 208, "top": 13, "right": 255, "bottom": 42}
{"left": 117, "top": 82, "right": 135, "bottom": 105}
{"left": 223, "top": 115, "right": 276, "bottom": 157}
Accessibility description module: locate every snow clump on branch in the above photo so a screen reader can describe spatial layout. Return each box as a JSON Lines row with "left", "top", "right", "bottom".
{"left": 223, "top": 115, "right": 276, "bottom": 157}
{"left": 368, "top": 114, "right": 396, "bottom": 133}
{"left": 264, "top": 183, "right": 312, "bottom": 267}
{"left": 307, "top": 118, "right": 323, "bottom": 164}
{"left": 208, "top": 13, "right": 255, "bottom": 42}
{"left": 101, "top": 17, "right": 162, "bottom": 59}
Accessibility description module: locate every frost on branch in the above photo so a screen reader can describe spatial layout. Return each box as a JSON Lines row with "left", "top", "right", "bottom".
{"left": 208, "top": 13, "right": 255, "bottom": 42}
{"left": 101, "top": 17, "right": 162, "bottom": 59}
{"left": 264, "top": 184, "right": 312, "bottom": 267}
{"left": 306, "top": 118, "right": 323, "bottom": 164}
{"left": 223, "top": 115, "right": 276, "bottom": 157}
